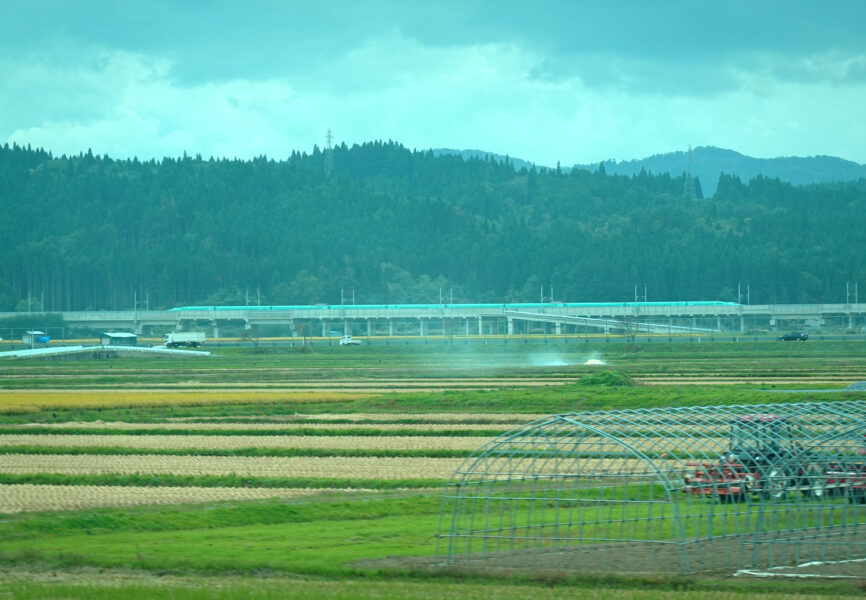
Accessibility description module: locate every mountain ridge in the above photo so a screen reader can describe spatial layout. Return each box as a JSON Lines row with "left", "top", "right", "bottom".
{"left": 434, "top": 146, "right": 866, "bottom": 195}
{"left": 576, "top": 146, "right": 866, "bottom": 195}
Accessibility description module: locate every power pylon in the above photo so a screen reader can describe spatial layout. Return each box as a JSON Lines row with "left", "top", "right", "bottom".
{"left": 683, "top": 145, "right": 696, "bottom": 200}
{"left": 324, "top": 129, "right": 334, "bottom": 177}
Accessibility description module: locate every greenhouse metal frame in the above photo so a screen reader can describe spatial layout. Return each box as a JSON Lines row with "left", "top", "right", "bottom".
{"left": 437, "top": 400, "right": 866, "bottom": 576}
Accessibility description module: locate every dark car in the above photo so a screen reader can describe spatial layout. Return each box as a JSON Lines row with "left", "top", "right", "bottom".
{"left": 779, "top": 331, "right": 808, "bottom": 341}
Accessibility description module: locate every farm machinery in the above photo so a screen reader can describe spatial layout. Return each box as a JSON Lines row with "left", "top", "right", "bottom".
{"left": 683, "top": 414, "right": 866, "bottom": 503}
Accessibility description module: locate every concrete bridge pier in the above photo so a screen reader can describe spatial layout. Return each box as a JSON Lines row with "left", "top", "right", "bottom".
{"left": 388, "top": 319, "right": 394, "bottom": 337}
{"left": 507, "top": 317, "right": 514, "bottom": 335}
{"left": 420, "top": 319, "right": 426, "bottom": 337}
{"left": 367, "top": 319, "right": 373, "bottom": 338}
{"left": 344, "top": 321, "right": 351, "bottom": 337}
{"left": 478, "top": 317, "right": 483, "bottom": 336}
{"left": 211, "top": 320, "right": 220, "bottom": 339}
{"left": 555, "top": 322, "right": 562, "bottom": 335}
{"left": 322, "top": 320, "right": 329, "bottom": 337}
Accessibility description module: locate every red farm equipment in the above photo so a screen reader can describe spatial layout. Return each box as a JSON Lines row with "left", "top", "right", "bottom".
{"left": 683, "top": 414, "right": 866, "bottom": 503}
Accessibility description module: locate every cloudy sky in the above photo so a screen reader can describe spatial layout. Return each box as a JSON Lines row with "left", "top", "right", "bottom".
{"left": 2, "top": 0, "right": 865, "bottom": 166}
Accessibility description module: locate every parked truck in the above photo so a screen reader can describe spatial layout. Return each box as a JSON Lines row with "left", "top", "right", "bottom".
{"left": 683, "top": 414, "right": 866, "bottom": 503}
{"left": 164, "top": 332, "right": 206, "bottom": 348}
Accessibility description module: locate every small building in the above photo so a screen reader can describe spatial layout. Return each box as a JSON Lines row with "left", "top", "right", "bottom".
{"left": 100, "top": 332, "right": 138, "bottom": 346}
{"left": 22, "top": 331, "right": 49, "bottom": 345}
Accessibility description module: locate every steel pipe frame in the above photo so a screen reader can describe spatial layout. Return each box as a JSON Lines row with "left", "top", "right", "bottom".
{"left": 437, "top": 401, "right": 866, "bottom": 575}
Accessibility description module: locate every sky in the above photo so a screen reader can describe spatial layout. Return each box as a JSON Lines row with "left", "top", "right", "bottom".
{"left": 2, "top": 0, "right": 865, "bottom": 166}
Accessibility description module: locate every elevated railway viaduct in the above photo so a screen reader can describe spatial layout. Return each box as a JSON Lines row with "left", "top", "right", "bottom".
{"left": 3, "top": 302, "right": 866, "bottom": 339}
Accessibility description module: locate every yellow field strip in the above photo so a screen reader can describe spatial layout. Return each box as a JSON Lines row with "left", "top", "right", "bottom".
{"left": 0, "top": 434, "right": 494, "bottom": 451}
{"left": 10, "top": 421, "right": 514, "bottom": 432}
{"left": 0, "top": 484, "right": 375, "bottom": 514}
{"left": 0, "top": 391, "right": 376, "bottom": 412}
{"left": 0, "top": 454, "right": 465, "bottom": 479}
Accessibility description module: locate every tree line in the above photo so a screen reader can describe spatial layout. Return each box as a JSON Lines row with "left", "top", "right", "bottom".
{"left": 1, "top": 141, "right": 865, "bottom": 311}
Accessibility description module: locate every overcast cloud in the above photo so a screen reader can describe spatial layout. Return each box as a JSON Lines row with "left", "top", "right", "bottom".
{"left": 2, "top": 0, "right": 865, "bottom": 165}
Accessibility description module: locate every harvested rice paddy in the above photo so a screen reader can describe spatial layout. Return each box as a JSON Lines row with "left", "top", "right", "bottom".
{"left": 0, "top": 484, "right": 371, "bottom": 513}
{"left": 3, "top": 341, "right": 866, "bottom": 598}
{"left": 0, "top": 433, "right": 495, "bottom": 450}
{"left": 0, "top": 453, "right": 465, "bottom": 479}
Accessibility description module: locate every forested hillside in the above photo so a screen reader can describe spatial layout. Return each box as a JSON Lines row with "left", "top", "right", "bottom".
{"left": 1, "top": 141, "right": 865, "bottom": 311}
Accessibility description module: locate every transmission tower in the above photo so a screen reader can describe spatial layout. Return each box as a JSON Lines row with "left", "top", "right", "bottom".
{"left": 683, "top": 145, "right": 696, "bottom": 200}
{"left": 324, "top": 128, "right": 334, "bottom": 177}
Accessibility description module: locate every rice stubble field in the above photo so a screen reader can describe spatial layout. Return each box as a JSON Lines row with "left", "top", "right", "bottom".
{"left": 2, "top": 342, "right": 866, "bottom": 598}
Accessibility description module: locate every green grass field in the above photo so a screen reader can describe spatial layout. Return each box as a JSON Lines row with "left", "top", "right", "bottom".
{"left": 1, "top": 340, "right": 865, "bottom": 598}
{"left": 1, "top": 495, "right": 862, "bottom": 598}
